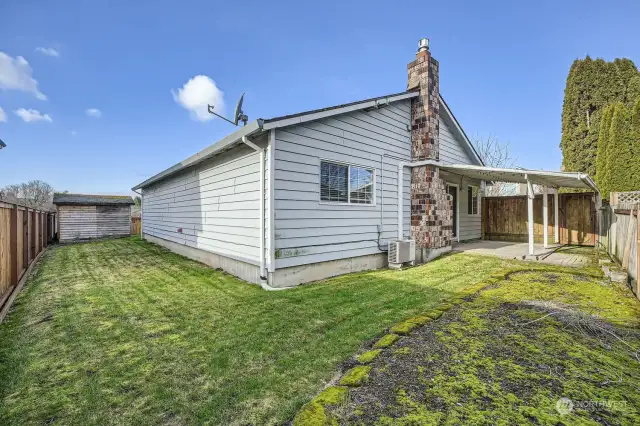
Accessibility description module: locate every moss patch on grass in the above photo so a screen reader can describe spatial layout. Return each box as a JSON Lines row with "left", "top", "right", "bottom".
{"left": 356, "top": 349, "right": 382, "bottom": 364}
{"left": 314, "top": 386, "right": 349, "bottom": 405}
{"left": 293, "top": 386, "right": 348, "bottom": 426}
{"left": 326, "top": 267, "right": 640, "bottom": 425}
{"left": 293, "top": 402, "right": 333, "bottom": 426}
{"left": 339, "top": 366, "right": 372, "bottom": 387}
{"left": 373, "top": 333, "right": 400, "bottom": 348}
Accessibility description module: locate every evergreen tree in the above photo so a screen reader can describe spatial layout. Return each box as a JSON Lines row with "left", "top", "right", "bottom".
{"left": 595, "top": 105, "right": 614, "bottom": 197}
{"left": 627, "top": 76, "right": 640, "bottom": 104}
{"left": 560, "top": 57, "right": 640, "bottom": 176}
{"left": 606, "top": 103, "right": 634, "bottom": 193}
{"left": 631, "top": 98, "right": 640, "bottom": 189}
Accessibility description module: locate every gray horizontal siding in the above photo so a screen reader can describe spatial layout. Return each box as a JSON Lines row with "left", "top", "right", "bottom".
{"left": 274, "top": 99, "right": 412, "bottom": 269}
{"left": 59, "top": 205, "right": 130, "bottom": 241}
{"left": 439, "top": 114, "right": 475, "bottom": 165}
{"left": 142, "top": 136, "right": 268, "bottom": 266}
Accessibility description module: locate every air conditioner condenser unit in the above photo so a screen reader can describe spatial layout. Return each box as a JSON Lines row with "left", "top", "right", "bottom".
{"left": 388, "top": 239, "right": 415, "bottom": 268}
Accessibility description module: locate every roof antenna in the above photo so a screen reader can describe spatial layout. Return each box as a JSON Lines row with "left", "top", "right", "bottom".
{"left": 207, "top": 93, "right": 249, "bottom": 126}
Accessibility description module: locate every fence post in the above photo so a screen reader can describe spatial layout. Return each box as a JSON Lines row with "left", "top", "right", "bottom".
{"left": 30, "top": 210, "right": 35, "bottom": 260}
{"left": 636, "top": 206, "right": 639, "bottom": 297}
{"left": 23, "top": 209, "right": 28, "bottom": 268}
{"left": 10, "top": 205, "right": 18, "bottom": 286}
{"left": 40, "top": 212, "right": 44, "bottom": 250}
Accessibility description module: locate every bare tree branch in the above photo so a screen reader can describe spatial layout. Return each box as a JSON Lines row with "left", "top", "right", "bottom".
{"left": 1, "top": 180, "right": 54, "bottom": 209}
{"left": 471, "top": 135, "right": 518, "bottom": 196}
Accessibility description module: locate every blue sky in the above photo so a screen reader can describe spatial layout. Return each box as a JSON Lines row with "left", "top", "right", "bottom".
{"left": 1, "top": 0, "right": 639, "bottom": 194}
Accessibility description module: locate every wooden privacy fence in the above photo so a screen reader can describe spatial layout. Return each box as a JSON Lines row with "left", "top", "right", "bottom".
{"left": 600, "top": 191, "right": 640, "bottom": 299}
{"left": 0, "top": 201, "right": 56, "bottom": 315}
{"left": 131, "top": 217, "right": 141, "bottom": 235}
{"left": 482, "top": 192, "right": 597, "bottom": 246}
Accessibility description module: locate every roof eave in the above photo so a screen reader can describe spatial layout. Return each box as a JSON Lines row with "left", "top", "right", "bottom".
{"left": 132, "top": 120, "right": 264, "bottom": 191}
{"left": 132, "top": 91, "right": 420, "bottom": 191}
{"left": 262, "top": 91, "right": 419, "bottom": 130}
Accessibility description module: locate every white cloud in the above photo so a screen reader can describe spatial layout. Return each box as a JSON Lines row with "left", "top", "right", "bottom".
{"left": 0, "top": 52, "right": 47, "bottom": 100}
{"left": 71, "top": 130, "right": 77, "bottom": 136}
{"left": 171, "top": 75, "right": 225, "bottom": 122}
{"left": 35, "top": 47, "right": 60, "bottom": 57}
{"left": 0, "top": 106, "right": 6, "bottom": 122}
{"left": 86, "top": 108, "right": 102, "bottom": 118}
{"left": 14, "top": 108, "right": 52, "bottom": 123}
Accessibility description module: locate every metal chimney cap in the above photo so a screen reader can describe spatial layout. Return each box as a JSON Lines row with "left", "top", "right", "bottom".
{"left": 418, "top": 38, "right": 430, "bottom": 52}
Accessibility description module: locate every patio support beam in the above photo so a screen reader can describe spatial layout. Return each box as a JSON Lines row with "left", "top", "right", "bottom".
{"left": 554, "top": 191, "right": 559, "bottom": 243}
{"left": 543, "top": 186, "right": 549, "bottom": 248}
{"left": 526, "top": 175, "right": 535, "bottom": 256}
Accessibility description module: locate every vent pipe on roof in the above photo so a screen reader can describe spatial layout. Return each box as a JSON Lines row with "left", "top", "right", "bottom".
{"left": 417, "top": 38, "right": 429, "bottom": 53}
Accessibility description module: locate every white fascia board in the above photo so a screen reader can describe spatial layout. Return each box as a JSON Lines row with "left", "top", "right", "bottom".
{"left": 132, "top": 120, "right": 263, "bottom": 190}
{"left": 262, "top": 92, "right": 419, "bottom": 130}
{"left": 409, "top": 160, "right": 598, "bottom": 191}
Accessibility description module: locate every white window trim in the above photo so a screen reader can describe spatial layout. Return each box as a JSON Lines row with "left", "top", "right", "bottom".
{"left": 468, "top": 184, "right": 480, "bottom": 216}
{"left": 447, "top": 183, "right": 460, "bottom": 242}
{"left": 318, "top": 159, "right": 376, "bottom": 206}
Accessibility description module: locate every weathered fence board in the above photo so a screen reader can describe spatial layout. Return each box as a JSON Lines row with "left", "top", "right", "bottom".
{"left": 131, "top": 217, "right": 141, "bottom": 235}
{"left": 0, "top": 207, "right": 11, "bottom": 298}
{"left": 601, "top": 192, "right": 640, "bottom": 300}
{"left": 0, "top": 202, "right": 56, "bottom": 317}
{"left": 482, "top": 192, "right": 596, "bottom": 246}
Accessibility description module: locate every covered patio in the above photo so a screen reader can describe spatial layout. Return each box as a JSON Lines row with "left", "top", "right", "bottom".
{"left": 452, "top": 240, "right": 591, "bottom": 266}
{"left": 399, "top": 160, "right": 600, "bottom": 258}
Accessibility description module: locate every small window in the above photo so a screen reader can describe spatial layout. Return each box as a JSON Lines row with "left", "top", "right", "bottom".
{"left": 468, "top": 186, "right": 479, "bottom": 215}
{"left": 320, "top": 161, "right": 374, "bottom": 204}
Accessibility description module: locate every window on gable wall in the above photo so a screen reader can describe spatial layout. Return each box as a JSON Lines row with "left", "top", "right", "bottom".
{"left": 468, "top": 186, "right": 479, "bottom": 215}
{"left": 320, "top": 161, "right": 374, "bottom": 204}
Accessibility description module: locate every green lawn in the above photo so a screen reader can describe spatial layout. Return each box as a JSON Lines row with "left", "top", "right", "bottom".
{"left": 0, "top": 237, "right": 525, "bottom": 425}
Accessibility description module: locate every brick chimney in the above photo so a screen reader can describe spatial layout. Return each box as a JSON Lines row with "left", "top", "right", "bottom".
{"left": 408, "top": 38, "right": 453, "bottom": 262}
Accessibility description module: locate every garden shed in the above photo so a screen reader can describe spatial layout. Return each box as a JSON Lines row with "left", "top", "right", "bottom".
{"left": 53, "top": 193, "right": 134, "bottom": 242}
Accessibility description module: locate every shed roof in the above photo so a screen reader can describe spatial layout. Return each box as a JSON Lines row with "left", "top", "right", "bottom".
{"left": 53, "top": 193, "right": 135, "bottom": 206}
{"left": 132, "top": 91, "right": 480, "bottom": 190}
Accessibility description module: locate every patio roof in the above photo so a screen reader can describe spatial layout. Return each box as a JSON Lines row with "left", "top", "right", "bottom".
{"left": 422, "top": 162, "right": 598, "bottom": 192}
{"left": 399, "top": 160, "right": 599, "bottom": 257}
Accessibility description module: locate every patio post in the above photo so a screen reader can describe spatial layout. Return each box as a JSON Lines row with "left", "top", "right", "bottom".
{"left": 543, "top": 186, "right": 549, "bottom": 248}
{"left": 554, "top": 191, "right": 559, "bottom": 243}
{"left": 526, "top": 176, "right": 534, "bottom": 256}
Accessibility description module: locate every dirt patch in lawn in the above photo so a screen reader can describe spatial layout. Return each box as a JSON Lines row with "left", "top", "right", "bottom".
{"left": 326, "top": 271, "right": 640, "bottom": 425}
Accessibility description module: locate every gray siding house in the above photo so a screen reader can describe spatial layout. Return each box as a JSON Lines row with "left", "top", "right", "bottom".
{"left": 134, "top": 40, "right": 484, "bottom": 287}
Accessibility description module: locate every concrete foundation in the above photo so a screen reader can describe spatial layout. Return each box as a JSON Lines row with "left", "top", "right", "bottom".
{"left": 269, "top": 253, "right": 388, "bottom": 288}
{"left": 144, "top": 234, "right": 389, "bottom": 288}
{"left": 144, "top": 234, "right": 262, "bottom": 284}
{"left": 415, "top": 245, "right": 451, "bottom": 264}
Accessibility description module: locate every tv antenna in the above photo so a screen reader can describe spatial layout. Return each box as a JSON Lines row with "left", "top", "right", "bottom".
{"left": 207, "top": 93, "right": 249, "bottom": 126}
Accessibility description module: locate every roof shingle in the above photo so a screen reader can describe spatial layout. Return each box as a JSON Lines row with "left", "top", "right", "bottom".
{"left": 53, "top": 193, "right": 134, "bottom": 206}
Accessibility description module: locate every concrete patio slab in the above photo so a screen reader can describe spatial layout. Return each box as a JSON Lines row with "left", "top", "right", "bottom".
{"left": 452, "top": 240, "right": 592, "bottom": 267}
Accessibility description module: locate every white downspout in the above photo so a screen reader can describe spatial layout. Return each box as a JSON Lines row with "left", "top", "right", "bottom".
{"left": 397, "top": 162, "right": 404, "bottom": 240}
{"left": 241, "top": 136, "right": 290, "bottom": 291}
